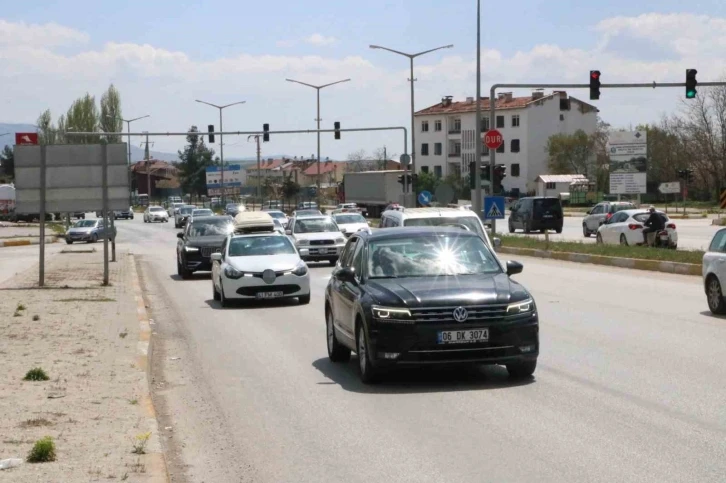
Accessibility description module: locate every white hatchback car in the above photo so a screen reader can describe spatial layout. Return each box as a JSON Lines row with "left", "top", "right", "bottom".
{"left": 595, "top": 209, "right": 677, "bottom": 248}
{"left": 703, "top": 228, "right": 726, "bottom": 314}
{"left": 211, "top": 231, "right": 310, "bottom": 307}
{"left": 144, "top": 206, "right": 169, "bottom": 223}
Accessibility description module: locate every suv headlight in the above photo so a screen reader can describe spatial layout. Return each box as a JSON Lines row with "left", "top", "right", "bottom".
{"left": 291, "top": 261, "right": 308, "bottom": 276}
{"left": 372, "top": 306, "right": 411, "bottom": 320}
{"left": 184, "top": 246, "right": 199, "bottom": 252}
{"left": 296, "top": 238, "right": 309, "bottom": 246}
{"left": 224, "top": 266, "right": 244, "bottom": 279}
{"left": 507, "top": 298, "right": 533, "bottom": 315}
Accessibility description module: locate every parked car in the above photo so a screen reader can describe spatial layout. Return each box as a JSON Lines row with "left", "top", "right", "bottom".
{"left": 595, "top": 209, "right": 677, "bottom": 247}
{"left": 324, "top": 227, "right": 538, "bottom": 383}
{"left": 703, "top": 228, "right": 726, "bottom": 314}
{"left": 508, "top": 197, "right": 563, "bottom": 234}
{"left": 176, "top": 215, "right": 234, "bottom": 279}
{"left": 582, "top": 201, "right": 636, "bottom": 237}
{"left": 65, "top": 219, "right": 116, "bottom": 244}
{"left": 144, "top": 206, "right": 169, "bottom": 223}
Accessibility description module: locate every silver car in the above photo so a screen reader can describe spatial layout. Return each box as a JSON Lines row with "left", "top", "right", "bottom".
{"left": 144, "top": 206, "right": 169, "bottom": 223}
{"left": 582, "top": 201, "right": 636, "bottom": 237}
{"left": 65, "top": 219, "right": 116, "bottom": 244}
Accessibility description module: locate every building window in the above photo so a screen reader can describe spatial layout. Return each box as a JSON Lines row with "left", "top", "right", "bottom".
{"left": 496, "top": 115, "right": 505, "bottom": 128}
{"left": 512, "top": 115, "right": 520, "bottom": 127}
{"left": 496, "top": 144, "right": 505, "bottom": 153}
{"left": 448, "top": 141, "right": 461, "bottom": 157}
{"left": 434, "top": 165, "right": 442, "bottom": 178}
{"left": 511, "top": 139, "right": 520, "bottom": 152}
{"left": 511, "top": 163, "right": 520, "bottom": 177}
{"left": 546, "top": 182, "right": 556, "bottom": 189}
{"left": 434, "top": 142, "right": 442, "bottom": 155}
{"left": 421, "top": 166, "right": 429, "bottom": 173}
{"left": 421, "top": 120, "right": 429, "bottom": 132}
{"left": 481, "top": 144, "right": 489, "bottom": 157}
{"left": 421, "top": 143, "right": 429, "bottom": 155}
{"left": 434, "top": 120, "right": 442, "bottom": 132}
{"left": 451, "top": 118, "right": 461, "bottom": 133}
{"left": 481, "top": 117, "right": 490, "bottom": 131}
{"left": 559, "top": 114, "right": 565, "bottom": 121}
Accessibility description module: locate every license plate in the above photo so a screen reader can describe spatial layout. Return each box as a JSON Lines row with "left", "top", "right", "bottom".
{"left": 437, "top": 328, "right": 489, "bottom": 344}
{"left": 543, "top": 214, "right": 553, "bottom": 218}
{"left": 317, "top": 248, "right": 328, "bottom": 254}
{"left": 256, "top": 291, "right": 283, "bottom": 299}
{"left": 660, "top": 234, "right": 669, "bottom": 240}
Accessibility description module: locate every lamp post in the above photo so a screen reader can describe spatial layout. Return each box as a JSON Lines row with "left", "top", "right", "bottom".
{"left": 110, "top": 115, "right": 150, "bottom": 205}
{"left": 195, "top": 99, "right": 246, "bottom": 206}
{"left": 285, "top": 78, "right": 350, "bottom": 208}
{"left": 369, "top": 43, "right": 453, "bottom": 197}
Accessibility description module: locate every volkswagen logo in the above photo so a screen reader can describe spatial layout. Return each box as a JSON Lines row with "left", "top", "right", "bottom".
{"left": 262, "top": 269, "right": 276, "bottom": 284}
{"left": 452, "top": 306, "right": 468, "bottom": 323}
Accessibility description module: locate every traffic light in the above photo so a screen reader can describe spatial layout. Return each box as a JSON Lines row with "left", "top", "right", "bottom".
{"left": 686, "top": 168, "right": 695, "bottom": 183}
{"left": 481, "top": 164, "right": 491, "bottom": 181}
{"left": 493, "top": 164, "right": 507, "bottom": 194}
{"left": 334, "top": 122, "right": 341, "bottom": 140}
{"left": 469, "top": 161, "right": 476, "bottom": 189}
{"left": 686, "top": 69, "right": 698, "bottom": 99}
{"left": 208, "top": 125, "right": 215, "bottom": 143}
{"left": 263, "top": 123, "right": 270, "bottom": 142}
{"left": 397, "top": 174, "right": 405, "bottom": 185}
{"left": 589, "top": 70, "right": 601, "bottom": 100}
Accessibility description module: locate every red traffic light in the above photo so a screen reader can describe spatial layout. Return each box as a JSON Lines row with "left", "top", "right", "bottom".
{"left": 591, "top": 71, "right": 600, "bottom": 79}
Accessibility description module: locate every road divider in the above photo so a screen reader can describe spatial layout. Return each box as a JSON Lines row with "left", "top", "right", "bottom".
{"left": 495, "top": 235, "right": 701, "bottom": 276}
{"left": 0, "top": 236, "right": 59, "bottom": 248}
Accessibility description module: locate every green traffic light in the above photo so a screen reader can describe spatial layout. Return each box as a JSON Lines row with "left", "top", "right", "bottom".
{"left": 686, "top": 90, "right": 697, "bottom": 99}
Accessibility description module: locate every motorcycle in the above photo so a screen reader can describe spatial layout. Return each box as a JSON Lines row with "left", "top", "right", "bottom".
{"left": 644, "top": 229, "right": 674, "bottom": 249}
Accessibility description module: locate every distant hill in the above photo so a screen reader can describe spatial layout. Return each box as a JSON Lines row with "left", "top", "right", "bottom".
{"left": 0, "top": 123, "right": 180, "bottom": 162}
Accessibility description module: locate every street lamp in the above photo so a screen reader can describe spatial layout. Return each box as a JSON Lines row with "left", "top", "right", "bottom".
{"left": 109, "top": 115, "right": 150, "bottom": 205}
{"left": 195, "top": 99, "right": 246, "bottom": 206}
{"left": 285, "top": 78, "right": 350, "bottom": 207}
{"left": 369, "top": 43, "right": 453, "bottom": 196}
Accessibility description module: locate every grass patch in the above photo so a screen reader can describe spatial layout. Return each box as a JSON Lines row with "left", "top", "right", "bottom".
{"left": 56, "top": 297, "right": 115, "bottom": 303}
{"left": 20, "top": 418, "right": 54, "bottom": 428}
{"left": 23, "top": 367, "right": 50, "bottom": 381}
{"left": 131, "top": 432, "right": 151, "bottom": 455}
{"left": 128, "top": 398, "right": 138, "bottom": 405}
{"left": 46, "top": 222, "right": 66, "bottom": 235}
{"left": 27, "top": 436, "right": 56, "bottom": 463}
{"left": 498, "top": 235, "right": 704, "bottom": 265}
{"left": 16, "top": 303, "right": 26, "bottom": 311}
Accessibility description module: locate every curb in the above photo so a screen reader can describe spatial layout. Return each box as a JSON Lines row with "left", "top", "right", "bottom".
{"left": 0, "top": 236, "right": 58, "bottom": 247}
{"left": 497, "top": 246, "right": 701, "bottom": 276}
{"left": 129, "top": 254, "right": 170, "bottom": 482}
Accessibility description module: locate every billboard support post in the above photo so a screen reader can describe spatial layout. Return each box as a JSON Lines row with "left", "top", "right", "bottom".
{"left": 102, "top": 143, "right": 110, "bottom": 286}
{"left": 38, "top": 145, "right": 46, "bottom": 287}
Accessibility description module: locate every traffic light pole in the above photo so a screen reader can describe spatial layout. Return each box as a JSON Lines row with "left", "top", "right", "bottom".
{"left": 483, "top": 80, "right": 726, "bottom": 234}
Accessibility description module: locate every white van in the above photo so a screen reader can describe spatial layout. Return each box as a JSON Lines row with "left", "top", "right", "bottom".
{"left": 379, "top": 207, "right": 499, "bottom": 249}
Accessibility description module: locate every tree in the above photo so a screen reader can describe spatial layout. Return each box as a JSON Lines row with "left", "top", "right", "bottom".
{"left": 99, "top": 84, "right": 123, "bottom": 143}
{"left": 65, "top": 93, "right": 100, "bottom": 144}
{"left": 177, "top": 126, "right": 216, "bottom": 199}
{"left": 0, "top": 145, "right": 14, "bottom": 179}
{"left": 416, "top": 170, "right": 439, "bottom": 195}
{"left": 371, "top": 147, "right": 389, "bottom": 170}
{"left": 545, "top": 129, "right": 596, "bottom": 177}
{"left": 346, "top": 149, "right": 368, "bottom": 172}
{"left": 281, "top": 175, "right": 300, "bottom": 201}
{"left": 36, "top": 109, "right": 58, "bottom": 145}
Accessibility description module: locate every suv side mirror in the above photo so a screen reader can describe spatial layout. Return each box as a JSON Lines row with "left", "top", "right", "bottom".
{"left": 335, "top": 266, "right": 356, "bottom": 283}
{"left": 177, "top": 232, "right": 184, "bottom": 239}
{"left": 506, "top": 260, "right": 523, "bottom": 276}
{"left": 210, "top": 253, "right": 222, "bottom": 262}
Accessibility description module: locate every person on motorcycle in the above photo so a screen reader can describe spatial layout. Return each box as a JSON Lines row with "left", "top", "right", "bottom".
{"left": 642, "top": 206, "right": 665, "bottom": 245}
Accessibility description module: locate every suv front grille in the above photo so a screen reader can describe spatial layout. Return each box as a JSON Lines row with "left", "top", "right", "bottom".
{"left": 201, "top": 247, "right": 221, "bottom": 257}
{"left": 409, "top": 304, "right": 509, "bottom": 323}
{"left": 310, "top": 239, "right": 335, "bottom": 246}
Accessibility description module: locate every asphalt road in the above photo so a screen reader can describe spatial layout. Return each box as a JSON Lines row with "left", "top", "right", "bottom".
{"left": 500, "top": 214, "right": 720, "bottom": 251}
{"left": 4, "top": 216, "right": 724, "bottom": 482}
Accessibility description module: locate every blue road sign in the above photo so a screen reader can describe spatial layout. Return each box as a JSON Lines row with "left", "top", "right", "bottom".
{"left": 483, "top": 196, "right": 505, "bottom": 220}
{"left": 418, "top": 190, "right": 432, "bottom": 205}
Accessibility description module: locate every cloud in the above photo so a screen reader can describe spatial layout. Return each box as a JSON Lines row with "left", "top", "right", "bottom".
{"left": 304, "top": 33, "right": 337, "bottom": 46}
{"left": 0, "top": 19, "right": 88, "bottom": 48}
{"left": 275, "top": 39, "right": 296, "bottom": 48}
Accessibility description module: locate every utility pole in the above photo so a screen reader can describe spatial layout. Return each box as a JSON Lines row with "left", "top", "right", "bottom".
{"left": 248, "top": 134, "right": 262, "bottom": 200}
{"left": 474, "top": 0, "right": 483, "bottom": 220}
{"left": 144, "top": 132, "right": 151, "bottom": 202}
{"left": 383, "top": 146, "right": 387, "bottom": 170}
{"left": 112, "top": 115, "right": 150, "bottom": 205}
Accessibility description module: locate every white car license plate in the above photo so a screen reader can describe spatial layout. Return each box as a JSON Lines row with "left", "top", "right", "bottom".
{"left": 256, "top": 291, "right": 283, "bottom": 299}
{"left": 317, "top": 248, "right": 328, "bottom": 254}
{"left": 437, "top": 328, "right": 489, "bottom": 344}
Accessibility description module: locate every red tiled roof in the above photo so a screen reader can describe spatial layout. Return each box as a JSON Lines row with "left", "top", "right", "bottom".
{"left": 415, "top": 92, "right": 593, "bottom": 116}
{"left": 253, "top": 159, "right": 285, "bottom": 170}
{"left": 303, "top": 161, "right": 344, "bottom": 176}
{"left": 131, "top": 159, "right": 177, "bottom": 173}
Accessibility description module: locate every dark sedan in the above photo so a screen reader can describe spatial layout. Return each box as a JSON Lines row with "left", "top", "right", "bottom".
{"left": 324, "top": 227, "right": 539, "bottom": 383}
{"left": 176, "top": 216, "right": 234, "bottom": 279}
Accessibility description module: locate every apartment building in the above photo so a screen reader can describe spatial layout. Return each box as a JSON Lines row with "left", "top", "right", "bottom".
{"left": 414, "top": 91, "right": 599, "bottom": 194}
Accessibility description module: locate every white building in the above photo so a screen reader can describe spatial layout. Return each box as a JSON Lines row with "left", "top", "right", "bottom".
{"left": 414, "top": 91, "right": 599, "bottom": 195}
{"left": 534, "top": 174, "right": 589, "bottom": 198}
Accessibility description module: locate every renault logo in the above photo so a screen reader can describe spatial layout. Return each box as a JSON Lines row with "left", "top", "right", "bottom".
{"left": 262, "top": 269, "right": 276, "bottom": 284}
{"left": 453, "top": 306, "right": 468, "bottom": 323}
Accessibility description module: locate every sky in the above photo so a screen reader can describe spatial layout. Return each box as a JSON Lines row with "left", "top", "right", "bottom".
{"left": 1, "top": 0, "right": 726, "bottom": 161}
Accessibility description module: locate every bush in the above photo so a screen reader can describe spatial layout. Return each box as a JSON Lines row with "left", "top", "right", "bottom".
{"left": 23, "top": 367, "right": 50, "bottom": 381}
{"left": 27, "top": 436, "right": 56, "bottom": 463}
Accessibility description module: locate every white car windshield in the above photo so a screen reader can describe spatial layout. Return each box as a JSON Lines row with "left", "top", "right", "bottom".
{"left": 368, "top": 235, "right": 500, "bottom": 278}
{"left": 266, "top": 211, "right": 286, "bottom": 220}
{"left": 228, "top": 236, "right": 297, "bottom": 257}
{"left": 188, "top": 219, "right": 234, "bottom": 237}
{"left": 334, "top": 214, "right": 366, "bottom": 224}
{"left": 294, "top": 218, "right": 338, "bottom": 233}
{"left": 404, "top": 217, "right": 484, "bottom": 238}
{"left": 150, "top": 207, "right": 164, "bottom": 212}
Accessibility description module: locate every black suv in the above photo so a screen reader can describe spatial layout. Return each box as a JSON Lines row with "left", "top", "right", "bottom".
{"left": 508, "top": 197, "right": 563, "bottom": 233}
{"left": 176, "top": 215, "right": 234, "bottom": 279}
{"left": 324, "top": 227, "right": 539, "bottom": 383}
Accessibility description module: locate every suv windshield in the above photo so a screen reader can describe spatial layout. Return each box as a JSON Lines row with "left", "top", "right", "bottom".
{"left": 180, "top": 207, "right": 194, "bottom": 215}
{"left": 74, "top": 220, "right": 97, "bottom": 228}
{"left": 228, "top": 236, "right": 296, "bottom": 257}
{"left": 294, "top": 218, "right": 338, "bottom": 233}
{"left": 188, "top": 219, "right": 233, "bottom": 237}
{"left": 368, "top": 234, "right": 500, "bottom": 278}
{"left": 334, "top": 214, "right": 366, "bottom": 224}
{"left": 403, "top": 216, "right": 484, "bottom": 238}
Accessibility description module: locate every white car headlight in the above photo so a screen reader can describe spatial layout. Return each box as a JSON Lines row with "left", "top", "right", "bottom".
{"left": 296, "top": 238, "right": 309, "bottom": 246}
{"left": 291, "top": 261, "right": 308, "bottom": 276}
{"left": 372, "top": 306, "right": 411, "bottom": 319}
{"left": 224, "top": 266, "right": 244, "bottom": 279}
{"left": 184, "top": 246, "right": 199, "bottom": 252}
{"left": 507, "top": 299, "right": 533, "bottom": 315}
{"left": 335, "top": 237, "right": 345, "bottom": 244}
